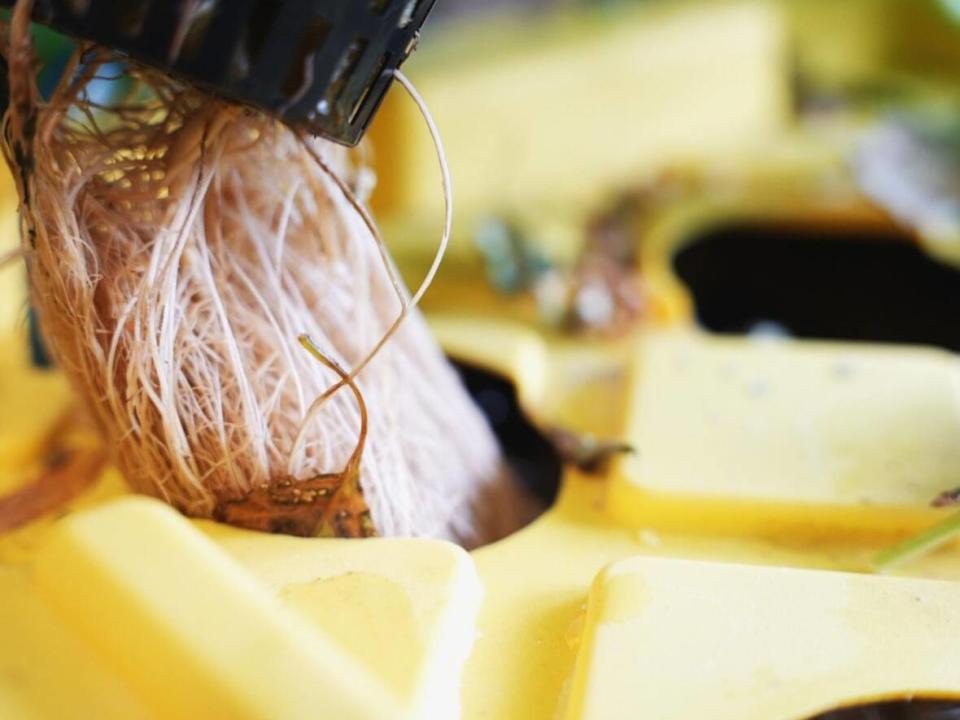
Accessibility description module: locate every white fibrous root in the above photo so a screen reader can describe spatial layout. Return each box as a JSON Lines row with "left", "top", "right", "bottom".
{"left": 1, "top": 1, "right": 531, "bottom": 543}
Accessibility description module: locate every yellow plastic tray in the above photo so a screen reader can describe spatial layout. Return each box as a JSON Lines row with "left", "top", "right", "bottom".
{"left": 4, "top": 2, "right": 960, "bottom": 718}
{"left": 4, "top": 311, "right": 960, "bottom": 719}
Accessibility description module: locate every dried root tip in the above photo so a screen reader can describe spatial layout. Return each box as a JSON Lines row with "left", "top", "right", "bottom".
{"left": 214, "top": 335, "right": 374, "bottom": 539}
{"left": 213, "top": 471, "right": 375, "bottom": 539}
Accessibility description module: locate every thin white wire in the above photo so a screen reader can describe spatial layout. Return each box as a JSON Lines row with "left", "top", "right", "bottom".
{"left": 394, "top": 70, "right": 453, "bottom": 310}
{"left": 288, "top": 69, "right": 454, "bottom": 471}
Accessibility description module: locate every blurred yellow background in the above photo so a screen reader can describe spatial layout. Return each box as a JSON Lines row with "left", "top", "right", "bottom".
{"left": 6, "top": 3, "right": 960, "bottom": 719}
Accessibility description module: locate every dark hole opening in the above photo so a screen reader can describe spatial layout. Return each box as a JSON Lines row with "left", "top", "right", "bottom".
{"left": 452, "top": 360, "right": 561, "bottom": 507}
{"left": 673, "top": 224, "right": 960, "bottom": 351}
{"left": 810, "top": 699, "right": 960, "bottom": 719}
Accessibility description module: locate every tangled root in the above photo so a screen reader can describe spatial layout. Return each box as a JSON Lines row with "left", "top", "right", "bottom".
{"left": 2, "top": 2, "right": 529, "bottom": 543}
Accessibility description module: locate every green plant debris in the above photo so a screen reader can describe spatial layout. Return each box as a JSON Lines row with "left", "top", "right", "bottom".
{"left": 873, "top": 509, "right": 960, "bottom": 572}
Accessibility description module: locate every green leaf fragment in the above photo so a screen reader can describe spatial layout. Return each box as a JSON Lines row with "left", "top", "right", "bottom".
{"left": 873, "top": 508, "right": 960, "bottom": 572}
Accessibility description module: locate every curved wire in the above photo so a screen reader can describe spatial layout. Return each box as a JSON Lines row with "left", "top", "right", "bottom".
{"left": 288, "top": 69, "right": 453, "bottom": 473}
